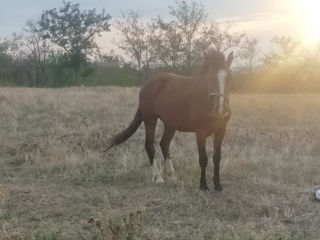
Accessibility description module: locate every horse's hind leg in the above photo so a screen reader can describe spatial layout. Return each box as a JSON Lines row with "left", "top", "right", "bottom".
{"left": 144, "top": 117, "right": 164, "bottom": 183}
{"left": 160, "top": 125, "right": 176, "bottom": 181}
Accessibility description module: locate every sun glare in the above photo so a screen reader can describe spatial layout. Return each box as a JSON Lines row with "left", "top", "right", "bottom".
{"left": 293, "top": 0, "right": 320, "bottom": 44}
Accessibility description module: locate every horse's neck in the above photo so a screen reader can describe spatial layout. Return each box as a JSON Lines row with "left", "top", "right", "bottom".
{"left": 193, "top": 76, "right": 211, "bottom": 99}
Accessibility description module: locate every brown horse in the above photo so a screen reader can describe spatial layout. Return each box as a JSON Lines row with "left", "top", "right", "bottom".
{"left": 105, "top": 50, "right": 233, "bottom": 191}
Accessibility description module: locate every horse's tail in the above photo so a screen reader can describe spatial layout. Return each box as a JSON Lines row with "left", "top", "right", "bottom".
{"left": 104, "top": 108, "right": 143, "bottom": 152}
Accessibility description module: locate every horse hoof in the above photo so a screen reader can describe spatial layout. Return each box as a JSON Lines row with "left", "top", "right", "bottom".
{"left": 153, "top": 175, "right": 164, "bottom": 183}
{"left": 155, "top": 177, "right": 164, "bottom": 183}
{"left": 168, "top": 175, "right": 177, "bottom": 182}
{"left": 214, "top": 185, "right": 223, "bottom": 192}
{"left": 165, "top": 172, "right": 177, "bottom": 182}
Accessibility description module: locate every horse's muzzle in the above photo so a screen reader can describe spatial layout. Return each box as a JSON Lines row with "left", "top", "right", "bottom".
{"left": 208, "top": 93, "right": 230, "bottom": 119}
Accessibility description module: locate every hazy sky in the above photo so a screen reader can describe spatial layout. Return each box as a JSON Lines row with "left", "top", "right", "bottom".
{"left": 0, "top": 0, "right": 317, "bottom": 53}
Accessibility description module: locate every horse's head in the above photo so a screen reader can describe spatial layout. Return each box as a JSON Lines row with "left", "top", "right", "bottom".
{"left": 202, "top": 50, "right": 233, "bottom": 119}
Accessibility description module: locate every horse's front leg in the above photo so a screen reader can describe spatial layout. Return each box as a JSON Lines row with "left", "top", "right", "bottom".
{"left": 213, "top": 127, "right": 226, "bottom": 191}
{"left": 196, "top": 132, "right": 209, "bottom": 191}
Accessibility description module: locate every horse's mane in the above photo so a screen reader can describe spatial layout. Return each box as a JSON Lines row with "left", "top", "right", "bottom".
{"left": 198, "top": 49, "right": 225, "bottom": 76}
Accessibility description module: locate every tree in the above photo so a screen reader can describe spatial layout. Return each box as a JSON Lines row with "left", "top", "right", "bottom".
{"left": 264, "top": 36, "right": 300, "bottom": 66}
{"left": 0, "top": 38, "right": 21, "bottom": 85}
{"left": 16, "top": 20, "right": 53, "bottom": 85}
{"left": 97, "top": 50, "right": 124, "bottom": 68}
{"left": 115, "top": 10, "right": 155, "bottom": 80}
{"left": 39, "top": 1, "right": 111, "bottom": 69}
{"left": 261, "top": 36, "right": 302, "bottom": 92}
{"left": 0, "top": 37, "right": 20, "bottom": 57}
{"left": 0, "top": 39, "right": 10, "bottom": 83}
{"left": 169, "top": 0, "right": 207, "bottom": 73}
{"left": 239, "top": 36, "right": 258, "bottom": 74}
{"left": 150, "top": 17, "right": 184, "bottom": 69}
{"left": 22, "top": 20, "right": 52, "bottom": 64}
{"left": 198, "top": 22, "right": 246, "bottom": 54}
{"left": 0, "top": 40, "right": 9, "bottom": 57}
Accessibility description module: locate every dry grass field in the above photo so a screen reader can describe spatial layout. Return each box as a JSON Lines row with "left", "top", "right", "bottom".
{"left": 0, "top": 87, "right": 320, "bottom": 239}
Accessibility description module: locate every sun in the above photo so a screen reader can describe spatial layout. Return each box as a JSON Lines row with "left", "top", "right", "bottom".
{"left": 293, "top": 0, "right": 320, "bottom": 44}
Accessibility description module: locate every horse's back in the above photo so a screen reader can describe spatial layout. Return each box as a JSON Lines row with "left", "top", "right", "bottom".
{"left": 139, "top": 72, "right": 193, "bottom": 107}
{"left": 141, "top": 72, "right": 192, "bottom": 93}
{"left": 139, "top": 72, "right": 199, "bottom": 130}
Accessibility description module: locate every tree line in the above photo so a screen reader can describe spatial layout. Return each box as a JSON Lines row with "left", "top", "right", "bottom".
{"left": 0, "top": 0, "right": 320, "bottom": 92}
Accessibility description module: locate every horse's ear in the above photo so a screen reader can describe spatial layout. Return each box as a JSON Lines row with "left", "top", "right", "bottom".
{"left": 226, "top": 52, "right": 234, "bottom": 67}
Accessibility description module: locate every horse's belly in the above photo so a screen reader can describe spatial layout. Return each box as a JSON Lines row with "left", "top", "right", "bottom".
{"left": 159, "top": 111, "right": 228, "bottom": 134}
{"left": 157, "top": 110, "right": 200, "bottom": 132}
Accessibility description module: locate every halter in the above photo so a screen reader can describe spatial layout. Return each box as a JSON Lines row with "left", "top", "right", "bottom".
{"left": 208, "top": 92, "right": 229, "bottom": 106}
{"left": 209, "top": 92, "right": 226, "bottom": 98}
{"left": 208, "top": 92, "right": 230, "bottom": 118}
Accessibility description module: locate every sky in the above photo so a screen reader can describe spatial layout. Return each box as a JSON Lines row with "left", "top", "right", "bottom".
{"left": 0, "top": 0, "right": 319, "bottom": 54}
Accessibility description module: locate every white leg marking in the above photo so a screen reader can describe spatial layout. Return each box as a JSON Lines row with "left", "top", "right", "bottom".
{"left": 164, "top": 159, "right": 176, "bottom": 181}
{"left": 152, "top": 159, "right": 164, "bottom": 183}
{"left": 217, "top": 70, "right": 227, "bottom": 114}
